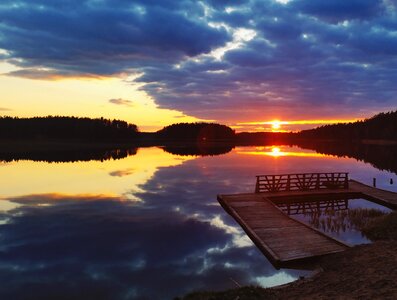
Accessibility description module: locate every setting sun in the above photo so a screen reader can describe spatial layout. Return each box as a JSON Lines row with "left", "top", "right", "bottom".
{"left": 271, "top": 120, "right": 281, "bottom": 130}
{"left": 267, "top": 120, "right": 289, "bottom": 132}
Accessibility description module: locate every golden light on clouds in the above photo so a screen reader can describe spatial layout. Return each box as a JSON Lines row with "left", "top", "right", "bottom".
{"left": 0, "top": 62, "right": 205, "bottom": 132}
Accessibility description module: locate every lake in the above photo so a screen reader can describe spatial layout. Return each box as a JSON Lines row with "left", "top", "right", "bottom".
{"left": 0, "top": 145, "right": 396, "bottom": 299}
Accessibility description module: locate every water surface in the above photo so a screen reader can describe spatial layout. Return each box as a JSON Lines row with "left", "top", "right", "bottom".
{"left": 0, "top": 145, "right": 396, "bottom": 299}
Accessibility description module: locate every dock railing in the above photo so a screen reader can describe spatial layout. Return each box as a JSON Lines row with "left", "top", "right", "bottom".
{"left": 255, "top": 172, "right": 349, "bottom": 193}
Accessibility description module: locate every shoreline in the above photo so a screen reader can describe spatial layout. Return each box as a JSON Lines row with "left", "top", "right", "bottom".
{"left": 180, "top": 241, "right": 397, "bottom": 299}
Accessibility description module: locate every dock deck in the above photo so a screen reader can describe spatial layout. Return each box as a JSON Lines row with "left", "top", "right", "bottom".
{"left": 349, "top": 180, "right": 397, "bottom": 208}
{"left": 218, "top": 193, "right": 349, "bottom": 267}
{"left": 218, "top": 173, "right": 397, "bottom": 267}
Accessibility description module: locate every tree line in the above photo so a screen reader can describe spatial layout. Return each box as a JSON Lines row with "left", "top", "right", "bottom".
{"left": 156, "top": 122, "right": 235, "bottom": 141}
{"left": 1, "top": 110, "right": 396, "bottom": 143}
{"left": 298, "top": 111, "right": 397, "bottom": 141}
{"left": 0, "top": 116, "right": 139, "bottom": 142}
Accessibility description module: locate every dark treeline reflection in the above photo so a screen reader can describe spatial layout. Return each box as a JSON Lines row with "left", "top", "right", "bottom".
{"left": 3, "top": 141, "right": 397, "bottom": 168}
{"left": 296, "top": 141, "right": 397, "bottom": 174}
{"left": 0, "top": 147, "right": 137, "bottom": 163}
{"left": 0, "top": 144, "right": 235, "bottom": 163}
{"left": 162, "top": 144, "right": 234, "bottom": 156}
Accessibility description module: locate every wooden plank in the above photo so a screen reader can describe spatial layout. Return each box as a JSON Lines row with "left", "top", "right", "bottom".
{"left": 349, "top": 180, "right": 397, "bottom": 208}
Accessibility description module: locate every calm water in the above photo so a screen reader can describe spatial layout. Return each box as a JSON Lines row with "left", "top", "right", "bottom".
{"left": 275, "top": 197, "right": 392, "bottom": 245}
{"left": 0, "top": 145, "right": 396, "bottom": 299}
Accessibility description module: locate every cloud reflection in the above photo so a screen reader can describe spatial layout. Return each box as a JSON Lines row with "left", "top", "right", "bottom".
{"left": 3, "top": 145, "right": 365, "bottom": 298}
{"left": 0, "top": 189, "right": 302, "bottom": 299}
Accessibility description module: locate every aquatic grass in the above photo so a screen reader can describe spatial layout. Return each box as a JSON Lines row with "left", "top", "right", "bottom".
{"left": 305, "top": 207, "right": 388, "bottom": 234}
{"left": 362, "top": 211, "right": 397, "bottom": 241}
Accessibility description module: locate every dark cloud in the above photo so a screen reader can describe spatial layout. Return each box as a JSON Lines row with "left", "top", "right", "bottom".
{"left": 136, "top": 0, "right": 397, "bottom": 121}
{"left": 4, "top": 68, "right": 106, "bottom": 80}
{"left": 1, "top": 0, "right": 396, "bottom": 121}
{"left": 0, "top": 0, "right": 230, "bottom": 76}
{"left": 292, "top": 0, "right": 386, "bottom": 22}
{"left": 108, "top": 98, "right": 134, "bottom": 107}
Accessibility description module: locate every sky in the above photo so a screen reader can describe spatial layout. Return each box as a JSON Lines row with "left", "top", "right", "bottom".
{"left": 0, "top": 0, "right": 397, "bottom": 132}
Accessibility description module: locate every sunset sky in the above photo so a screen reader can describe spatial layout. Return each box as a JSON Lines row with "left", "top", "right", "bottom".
{"left": 1, "top": 0, "right": 396, "bottom": 132}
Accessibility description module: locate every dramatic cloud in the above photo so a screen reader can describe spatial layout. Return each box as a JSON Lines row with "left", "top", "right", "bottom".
{"left": 1, "top": 0, "right": 396, "bottom": 122}
{"left": 108, "top": 98, "right": 134, "bottom": 107}
{"left": 0, "top": 0, "right": 229, "bottom": 76}
{"left": 4, "top": 68, "right": 108, "bottom": 80}
{"left": 291, "top": 0, "right": 386, "bottom": 22}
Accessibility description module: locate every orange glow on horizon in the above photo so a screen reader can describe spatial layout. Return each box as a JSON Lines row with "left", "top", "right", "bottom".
{"left": 240, "top": 119, "right": 359, "bottom": 125}
{"left": 234, "top": 118, "right": 361, "bottom": 133}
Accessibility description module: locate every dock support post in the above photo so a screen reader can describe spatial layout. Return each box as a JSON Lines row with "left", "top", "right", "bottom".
{"left": 287, "top": 174, "right": 290, "bottom": 191}
{"left": 373, "top": 178, "right": 376, "bottom": 187}
{"left": 255, "top": 176, "right": 259, "bottom": 193}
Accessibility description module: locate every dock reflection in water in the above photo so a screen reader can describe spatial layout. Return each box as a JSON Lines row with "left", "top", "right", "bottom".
{"left": 274, "top": 196, "right": 392, "bottom": 245}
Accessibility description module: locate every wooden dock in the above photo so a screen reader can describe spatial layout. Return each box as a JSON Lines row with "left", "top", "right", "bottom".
{"left": 349, "top": 180, "right": 397, "bottom": 208}
{"left": 218, "top": 172, "right": 397, "bottom": 267}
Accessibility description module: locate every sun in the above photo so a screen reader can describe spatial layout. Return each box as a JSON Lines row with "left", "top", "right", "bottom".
{"left": 271, "top": 120, "right": 281, "bottom": 130}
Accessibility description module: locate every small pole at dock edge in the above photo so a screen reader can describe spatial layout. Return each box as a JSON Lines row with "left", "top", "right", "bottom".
{"left": 373, "top": 178, "right": 376, "bottom": 187}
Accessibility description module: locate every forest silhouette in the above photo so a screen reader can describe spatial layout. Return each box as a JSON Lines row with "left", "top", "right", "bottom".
{"left": 1, "top": 111, "right": 397, "bottom": 166}
{"left": 0, "top": 116, "right": 138, "bottom": 141}
{"left": 1, "top": 110, "right": 396, "bottom": 143}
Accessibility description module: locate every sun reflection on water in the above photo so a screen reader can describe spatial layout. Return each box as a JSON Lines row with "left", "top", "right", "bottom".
{"left": 236, "top": 146, "right": 330, "bottom": 158}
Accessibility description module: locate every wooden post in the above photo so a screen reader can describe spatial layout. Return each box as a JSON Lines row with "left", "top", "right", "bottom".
{"left": 272, "top": 175, "right": 275, "bottom": 192}
{"left": 316, "top": 173, "right": 320, "bottom": 189}
{"left": 344, "top": 173, "right": 349, "bottom": 189}
{"left": 373, "top": 178, "right": 376, "bottom": 187}
{"left": 287, "top": 174, "right": 290, "bottom": 191}
{"left": 255, "top": 176, "right": 260, "bottom": 193}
